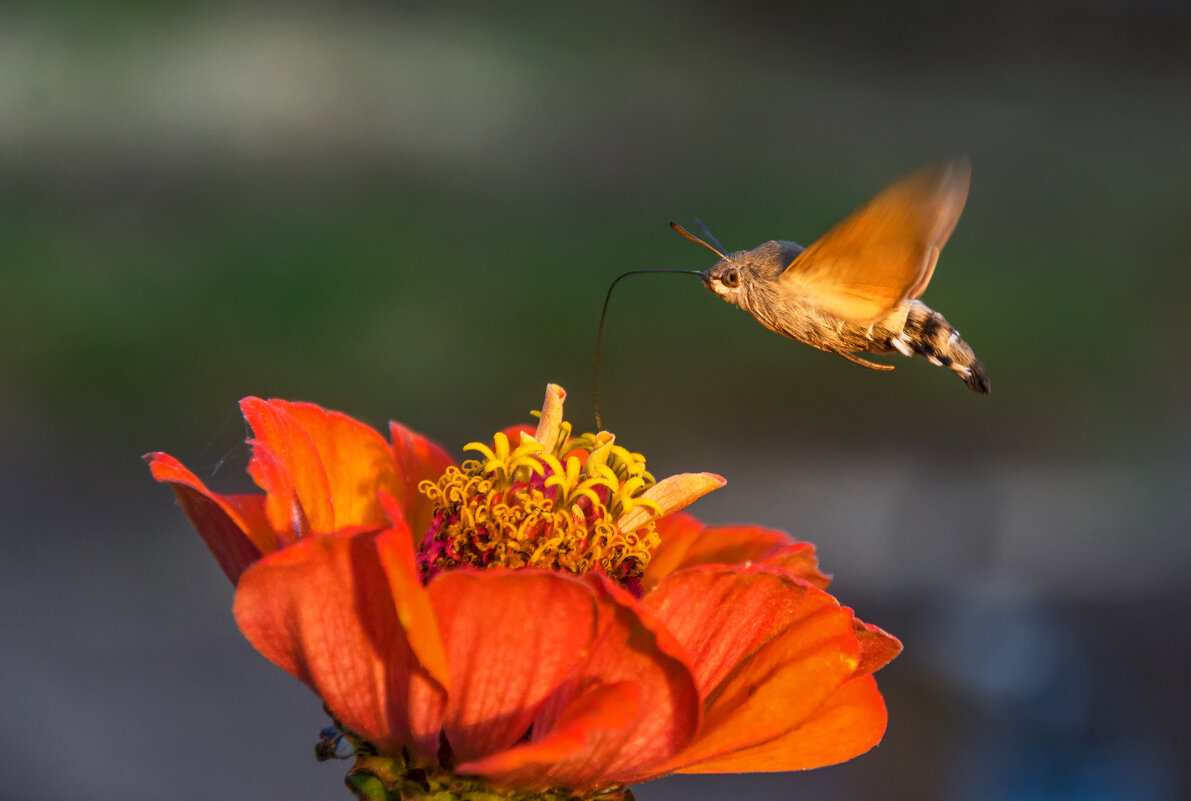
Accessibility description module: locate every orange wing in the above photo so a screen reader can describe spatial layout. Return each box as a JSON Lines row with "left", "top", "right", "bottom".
{"left": 777, "top": 159, "right": 970, "bottom": 322}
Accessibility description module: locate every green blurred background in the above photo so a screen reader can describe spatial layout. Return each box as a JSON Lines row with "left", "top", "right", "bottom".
{"left": 3, "top": 2, "right": 1189, "bottom": 799}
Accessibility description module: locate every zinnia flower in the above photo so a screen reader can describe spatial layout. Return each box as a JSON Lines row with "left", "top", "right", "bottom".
{"left": 147, "top": 384, "right": 900, "bottom": 801}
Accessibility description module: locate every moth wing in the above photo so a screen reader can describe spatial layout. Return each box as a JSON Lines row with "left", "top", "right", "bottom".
{"left": 778, "top": 159, "right": 970, "bottom": 323}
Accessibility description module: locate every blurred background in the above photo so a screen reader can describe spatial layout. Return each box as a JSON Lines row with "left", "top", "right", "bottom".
{"left": 2, "top": 1, "right": 1189, "bottom": 799}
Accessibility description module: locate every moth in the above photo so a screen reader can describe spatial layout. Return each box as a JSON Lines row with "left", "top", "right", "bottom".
{"left": 674, "top": 159, "right": 989, "bottom": 393}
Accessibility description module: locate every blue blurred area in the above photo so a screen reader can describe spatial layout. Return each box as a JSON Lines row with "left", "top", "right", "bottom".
{"left": 925, "top": 582, "right": 1178, "bottom": 801}
{"left": 1, "top": 2, "right": 1189, "bottom": 800}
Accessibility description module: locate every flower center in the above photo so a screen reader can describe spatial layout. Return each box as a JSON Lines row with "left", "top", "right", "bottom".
{"left": 417, "top": 417, "right": 662, "bottom": 591}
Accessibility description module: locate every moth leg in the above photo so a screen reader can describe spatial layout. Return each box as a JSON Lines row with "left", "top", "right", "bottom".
{"left": 836, "top": 351, "right": 896, "bottom": 372}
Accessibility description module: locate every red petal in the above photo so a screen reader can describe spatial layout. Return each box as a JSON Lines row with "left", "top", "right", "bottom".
{"left": 241, "top": 398, "right": 403, "bottom": 535}
{"left": 764, "top": 543, "right": 833, "bottom": 590}
{"left": 246, "top": 440, "right": 307, "bottom": 544}
{"left": 426, "top": 569, "right": 601, "bottom": 764}
{"left": 650, "top": 574, "right": 862, "bottom": 772}
{"left": 852, "top": 617, "right": 902, "bottom": 677}
{"left": 677, "top": 675, "right": 887, "bottom": 773}
{"left": 145, "top": 452, "right": 264, "bottom": 583}
{"left": 388, "top": 421, "right": 454, "bottom": 540}
{"left": 499, "top": 423, "right": 537, "bottom": 442}
{"left": 220, "top": 493, "right": 272, "bottom": 551}
{"left": 470, "top": 575, "right": 699, "bottom": 790}
{"left": 232, "top": 531, "right": 445, "bottom": 757}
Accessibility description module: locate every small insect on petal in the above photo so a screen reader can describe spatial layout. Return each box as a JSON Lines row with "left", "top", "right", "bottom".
{"left": 315, "top": 726, "right": 357, "bottom": 761}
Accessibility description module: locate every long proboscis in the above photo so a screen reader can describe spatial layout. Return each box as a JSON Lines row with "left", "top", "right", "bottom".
{"left": 593, "top": 268, "right": 704, "bottom": 430}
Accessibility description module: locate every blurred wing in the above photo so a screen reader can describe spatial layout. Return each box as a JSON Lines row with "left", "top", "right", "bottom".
{"left": 778, "top": 159, "right": 970, "bottom": 322}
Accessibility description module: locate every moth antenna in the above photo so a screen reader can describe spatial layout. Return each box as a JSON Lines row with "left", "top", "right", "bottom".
{"left": 693, "top": 219, "right": 729, "bottom": 255}
{"left": 594, "top": 268, "right": 703, "bottom": 430}
{"left": 669, "top": 221, "right": 728, "bottom": 260}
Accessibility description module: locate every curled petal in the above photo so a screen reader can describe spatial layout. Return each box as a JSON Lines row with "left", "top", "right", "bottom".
{"left": 233, "top": 531, "right": 445, "bottom": 758}
{"left": 618, "top": 473, "right": 725, "bottom": 535}
{"left": 678, "top": 676, "right": 888, "bottom": 773}
{"left": 532, "top": 384, "right": 567, "bottom": 450}
{"left": 763, "top": 543, "right": 832, "bottom": 590}
{"left": 852, "top": 617, "right": 903, "bottom": 677}
{"left": 145, "top": 452, "right": 265, "bottom": 583}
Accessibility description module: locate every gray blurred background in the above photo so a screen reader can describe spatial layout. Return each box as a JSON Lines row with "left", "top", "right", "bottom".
{"left": 2, "top": 2, "right": 1189, "bottom": 799}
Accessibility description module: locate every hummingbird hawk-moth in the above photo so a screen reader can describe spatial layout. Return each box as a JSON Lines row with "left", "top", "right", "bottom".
{"left": 675, "top": 159, "right": 988, "bottom": 394}
{"left": 592, "top": 159, "right": 988, "bottom": 428}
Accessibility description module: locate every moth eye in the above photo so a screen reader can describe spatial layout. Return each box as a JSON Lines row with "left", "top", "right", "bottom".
{"left": 721, "top": 269, "right": 740, "bottom": 288}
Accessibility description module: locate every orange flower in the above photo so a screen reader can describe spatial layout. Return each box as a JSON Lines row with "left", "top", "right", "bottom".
{"left": 147, "top": 385, "right": 899, "bottom": 800}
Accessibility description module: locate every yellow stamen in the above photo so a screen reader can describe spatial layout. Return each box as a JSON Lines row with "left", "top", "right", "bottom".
{"left": 417, "top": 386, "right": 675, "bottom": 590}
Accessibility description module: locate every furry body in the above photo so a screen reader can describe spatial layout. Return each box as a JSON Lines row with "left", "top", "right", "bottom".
{"left": 704, "top": 240, "right": 990, "bottom": 393}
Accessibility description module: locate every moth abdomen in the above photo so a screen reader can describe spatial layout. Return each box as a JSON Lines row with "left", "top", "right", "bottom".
{"left": 891, "top": 301, "right": 990, "bottom": 394}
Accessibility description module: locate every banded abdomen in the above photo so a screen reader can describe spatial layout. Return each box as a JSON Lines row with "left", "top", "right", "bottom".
{"left": 880, "top": 300, "right": 989, "bottom": 393}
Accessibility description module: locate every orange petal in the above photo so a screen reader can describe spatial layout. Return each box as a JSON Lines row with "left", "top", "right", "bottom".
{"left": 241, "top": 398, "right": 334, "bottom": 533}
{"left": 677, "top": 675, "right": 887, "bottom": 773}
{"left": 645, "top": 512, "right": 830, "bottom": 590}
{"left": 280, "top": 401, "right": 406, "bottom": 530}
{"left": 643, "top": 567, "right": 829, "bottom": 696}
{"left": 465, "top": 575, "right": 700, "bottom": 790}
{"left": 426, "top": 569, "right": 601, "bottom": 764}
{"left": 655, "top": 581, "right": 861, "bottom": 772}
{"left": 145, "top": 452, "right": 265, "bottom": 583}
{"left": 232, "top": 531, "right": 445, "bottom": 758}
{"left": 642, "top": 512, "right": 703, "bottom": 590}
{"left": 852, "top": 617, "right": 902, "bottom": 677}
{"left": 673, "top": 524, "right": 792, "bottom": 569}
{"left": 375, "top": 493, "right": 449, "bottom": 692}
{"left": 618, "top": 473, "right": 725, "bottom": 535}
{"left": 455, "top": 682, "right": 642, "bottom": 782}
{"left": 241, "top": 398, "right": 404, "bottom": 535}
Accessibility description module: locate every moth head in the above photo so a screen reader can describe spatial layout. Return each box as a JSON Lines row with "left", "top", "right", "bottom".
{"left": 703, "top": 260, "right": 746, "bottom": 300}
{"left": 669, "top": 221, "right": 747, "bottom": 301}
